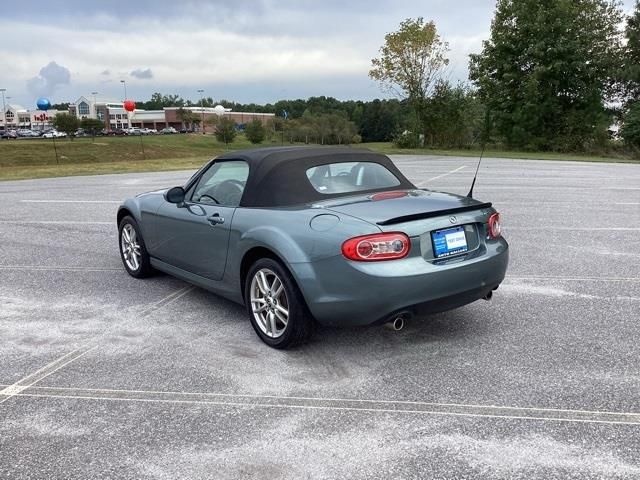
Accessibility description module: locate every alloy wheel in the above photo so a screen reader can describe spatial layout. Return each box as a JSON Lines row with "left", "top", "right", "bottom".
{"left": 250, "top": 268, "right": 289, "bottom": 338}
{"left": 121, "top": 223, "right": 141, "bottom": 271}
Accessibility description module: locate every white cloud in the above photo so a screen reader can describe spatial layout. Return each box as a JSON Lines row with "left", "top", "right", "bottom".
{"left": 26, "top": 61, "right": 71, "bottom": 98}
{"left": 130, "top": 68, "right": 153, "bottom": 79}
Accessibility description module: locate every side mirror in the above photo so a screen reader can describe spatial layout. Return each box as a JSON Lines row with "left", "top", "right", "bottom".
{"left": 165, "top": 186, "right": 186, "bottom": 204}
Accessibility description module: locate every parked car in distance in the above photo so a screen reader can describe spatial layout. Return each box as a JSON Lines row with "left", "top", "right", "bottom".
{"left": 16, "top": 129, "right": 39, "bottom": 137}
{"left": 42, "top": 130, "right": 67, "bottom": 138}
{"left": 160, "top": 127, "right": 177, "bottom": 134}
{"left": 107, "top": 129, "right": 128, "bottom": 136}
{"left": 117, "top": 147, "right": 509, "bottom": 349}
{"left": 126, "top": 127, "right": 143, "bottom": 136}
{"left": 0, "top": 130, "right": 17, "bottom": 139}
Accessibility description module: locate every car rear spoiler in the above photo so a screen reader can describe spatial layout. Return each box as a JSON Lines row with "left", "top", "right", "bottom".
{"left": 377, "top": 202, "right": 493, "bottom": 226}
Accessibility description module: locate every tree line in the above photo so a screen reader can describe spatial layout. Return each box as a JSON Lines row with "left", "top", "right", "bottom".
{"left": 370, "top": 1, "right": 640, "bottom": 154}
{"left": 50, "top": 2, "right": 640, "bottom": 154}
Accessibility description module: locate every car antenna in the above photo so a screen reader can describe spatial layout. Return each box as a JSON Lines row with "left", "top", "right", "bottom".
{"left": 467, "top": 111, "right": 489, "bottom": 198}
{"left": 466, "top": 143, "right": 485, "bottom": 198}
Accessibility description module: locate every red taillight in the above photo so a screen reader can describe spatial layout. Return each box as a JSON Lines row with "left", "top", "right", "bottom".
{"left": 342, "top": 232, "right": 410, "bottom": 261}
{"left": 488, "top": 212, "right": 501, "bottom": 239}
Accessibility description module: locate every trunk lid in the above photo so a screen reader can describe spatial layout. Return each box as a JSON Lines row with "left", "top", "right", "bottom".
{"left": 318, "top": 189, "right": 492, "bottom": 236}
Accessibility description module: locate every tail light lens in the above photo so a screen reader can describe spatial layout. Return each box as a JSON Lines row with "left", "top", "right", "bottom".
{"left": 487, "top": 212, "right": 501, "bottom": 239}
{"left": 342, "top": 232, "right": 410, "bottom": 261}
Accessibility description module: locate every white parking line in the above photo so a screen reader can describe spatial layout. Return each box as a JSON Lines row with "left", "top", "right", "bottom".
{"left": 0, "top": 220, "right": 111, "bottom": 225}
{"left": 20, "top": 200, "right": 120, "bottom": 204}
{"left": 10, "top": 386, "right": 640, "bottom": 426}
{"left": 0, "top": 286, "right": 194, "bottom": 406}
{"left": 507, "top": 227, "right": 640, "bottom": 231}
{"left": 506, "top": 275, "right": 640, "bottom": 282}
{"left": 416, "top": 166, "right": 467, "bottom": 186}
{"left": 0, "top": 346, "right": 96, "bottom": 405}
{"left": 0, "top": 265, "right": 121, "bottom": 272}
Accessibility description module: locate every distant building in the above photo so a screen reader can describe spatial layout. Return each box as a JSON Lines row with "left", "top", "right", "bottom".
{"left": 1, "top": 104, "right": 62, "bottom": 131}
{"left": 68, "top": 96, "right": 274, "bottom": 131}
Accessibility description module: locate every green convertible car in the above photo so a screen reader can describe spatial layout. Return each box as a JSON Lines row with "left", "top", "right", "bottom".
{"left": 117, "top": 147, "right": 509, "bottom": 348}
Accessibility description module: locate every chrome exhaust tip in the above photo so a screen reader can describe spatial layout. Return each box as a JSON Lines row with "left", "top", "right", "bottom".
{"left": 483, "top": 291, "right": 493, "bottom": 301}
{"left": 384, "top": 312, "right": 410, "bottom": 331}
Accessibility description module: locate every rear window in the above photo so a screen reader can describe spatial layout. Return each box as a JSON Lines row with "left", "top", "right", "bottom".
{"left": 306, "top": 162, "right": 401, "bottom": 194}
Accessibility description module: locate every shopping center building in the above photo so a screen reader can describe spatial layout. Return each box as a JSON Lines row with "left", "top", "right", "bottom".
{"left": 1, "top": 104, "right": 63, "bottom": 131}
{"left": 67, "top": 96, "right": 274, "bottom": 131}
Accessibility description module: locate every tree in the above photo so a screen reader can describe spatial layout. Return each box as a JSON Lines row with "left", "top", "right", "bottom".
{"left": 139, "top": 92, "right": 186, "bottom": 110}
{"left": 80, "top": 118, "right": 105, "bottom": 140}
{"left": 176, "top": 107, "right": 196, "bottom": 129}
{"left": 469, "top": 0, "right": 623, "bottom": 151}
{"left": 621, "top": 101, "right": 640, "bottom": 149}
{"left": 215, "top": 117, "right": 237, "bottom": 144}
{"left": 52, "top": 113, "right": 80, "bottom": 139}
{"left": 369, "top": 18, "right": 449, "bottom": 139}
{"left": 359, "top": 99, "right": 408, "bottom": 142}
{"left": 620, "top": 2, "right": 640, "bottom": 104}
{"left": 51, "top": 102, "right": 70, "bottom": 111}
{"left": 203, "top": 115, "right": 219, "bottom": 135}
{"left": 422, "top": 81, "right": 485, "bottom": 148}
{"left": 245, "top": 119, "right": 266, "bottom": 144}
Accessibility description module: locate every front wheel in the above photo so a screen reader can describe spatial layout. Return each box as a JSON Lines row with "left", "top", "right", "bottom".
{"left": 245, "top": 258, "right": 313, "bottom": 349}
{"left": 118, "top": 216, "right": 154, "bottom": 278}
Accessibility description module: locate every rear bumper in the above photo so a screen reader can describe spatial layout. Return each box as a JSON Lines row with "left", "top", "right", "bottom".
{"left": 290, "top": 238, "right": 509, "bottom": 327}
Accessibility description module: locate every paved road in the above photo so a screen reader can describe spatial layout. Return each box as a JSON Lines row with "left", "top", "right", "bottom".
{"left": 1, "top": 156, "right": 639, "bottom": 479}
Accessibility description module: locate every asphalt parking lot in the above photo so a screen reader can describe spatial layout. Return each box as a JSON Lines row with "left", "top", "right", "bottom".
{"left": 1, "top": 155, "right": 639, "bottom": 479}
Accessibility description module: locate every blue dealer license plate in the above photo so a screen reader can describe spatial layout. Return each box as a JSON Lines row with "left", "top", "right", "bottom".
{"left": 431, "top": 226, "right": 468, "bottom": 258}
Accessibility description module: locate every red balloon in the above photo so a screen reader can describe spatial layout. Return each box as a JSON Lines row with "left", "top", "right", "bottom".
{"left": 123, "top": 100, "right": 135, "bottom": 112}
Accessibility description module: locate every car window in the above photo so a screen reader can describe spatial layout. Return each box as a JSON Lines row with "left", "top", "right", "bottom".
{"left": 191, "top": 160, "right": 249, "bottom": 207}
{"left": 306, "top": 161, "right": 400, "bottom": 194}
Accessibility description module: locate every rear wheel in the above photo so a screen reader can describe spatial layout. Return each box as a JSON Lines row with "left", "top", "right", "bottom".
{"left": 118, "top": 216, "right": 154, "bottom": 278}
{"left": 245, "top": 258, "right": 313, "bottom": 349}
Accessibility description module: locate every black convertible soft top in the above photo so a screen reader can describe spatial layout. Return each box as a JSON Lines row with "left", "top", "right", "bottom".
{"left": 214, "top": 146, "right": 415, "bottom": 207}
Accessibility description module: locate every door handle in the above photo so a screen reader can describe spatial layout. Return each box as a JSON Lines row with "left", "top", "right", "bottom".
{"left": 207, "top": 213, "right": 225, "bottom": 225}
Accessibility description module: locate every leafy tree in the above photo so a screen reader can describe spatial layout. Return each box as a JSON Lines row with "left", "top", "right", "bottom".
{"left": 422, "top": 81, "right": 485, "bottom": 148}
{"left": 359, "top": 99, "right": 408, "bottom": 142}
{"left": 52, "top": 113, "right": 80, "bottom": 139}
{"left": 621, "top": 101, "right": 640, "bottom": 149}
{"left": 138, "top": 92, "right": 186, "bottom": 110}
{"left": 51, "top": 102, "right": 70, "bottom": 111}
{"left": 620, "top": 2, "right": 640, "bottom": 104}
{"left": 80, "top": 118, "right": 105, "bottom": 140}
{"left": 369, "top": 18, "right": 450, "bottom": 139}
{"left": 245, "top": 119, "right": 266, "bottom": 144}
{"left": 204, "top": 115, "right": 219, "bottom": 134}
{"left": 469, "top": 0, "right": 623, "bottom": 151}
{"left": 215, "top": 117, "right": 237, "bottom": 144}
{"left": 176, "top": 107, "right": 197, "bottom": 129}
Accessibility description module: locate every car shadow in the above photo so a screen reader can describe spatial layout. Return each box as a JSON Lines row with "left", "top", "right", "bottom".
{"left": 159, "top": 281, "right": 490, "bottom": 354}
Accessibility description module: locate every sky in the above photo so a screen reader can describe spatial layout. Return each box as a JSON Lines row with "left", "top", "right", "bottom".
{"left": 0, "top": 0, "right": 636, "bottom": 108}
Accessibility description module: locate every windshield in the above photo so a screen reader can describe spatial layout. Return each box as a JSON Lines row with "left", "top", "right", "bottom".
{"left": 306, "top": 161, "right": 401, "bottom": 194}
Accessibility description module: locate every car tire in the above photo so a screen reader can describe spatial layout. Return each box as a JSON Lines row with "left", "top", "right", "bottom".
{"left": 245, "top": 258, "right": 314, "bottom": 349}
{"left": 118, "top": 215, "right": 154, "bottom": 278}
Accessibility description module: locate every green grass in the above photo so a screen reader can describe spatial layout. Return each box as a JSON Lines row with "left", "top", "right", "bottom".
{"left": 1, "top": 135, "right": 637, "bottom": 181}
{"left": 0, "top": 134, "right": 259, "bottom": 180}
{"left": 359, "top": 142, "right": 639, "bottom": 164}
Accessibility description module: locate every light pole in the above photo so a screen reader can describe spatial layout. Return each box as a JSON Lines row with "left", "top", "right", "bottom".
{"left": 120, "top": 80, "right": 127, "bottom": 101}
{"left": 0, "top": 89, "right": 6, "bottom": 132}
{"left": 120, "top": 81, "right": 129, "bottom": 129}
{"left": 91, "top": 91, "right": 98, "bottom": 118}
{"left": 197, "top": 89, "right": 205, "bottom": 134}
